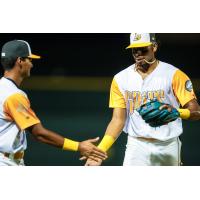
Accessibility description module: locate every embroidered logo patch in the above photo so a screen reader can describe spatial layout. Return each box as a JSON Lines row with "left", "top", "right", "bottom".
{"left": 133, "top": 33, "right": 141, "bottom": 41}
{"left": 185, "top": 80, "right": 193, "bottom": 92}
{"left": 17, "top": 103, "right": 30, "bottom": 119}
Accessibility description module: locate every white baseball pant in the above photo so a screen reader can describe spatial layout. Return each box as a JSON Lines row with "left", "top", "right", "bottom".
{"left": 0, "top": 152, "right": 24, "bottom": 166}
{"left": 123, "top": 136, "right": 182, "bottom": 166}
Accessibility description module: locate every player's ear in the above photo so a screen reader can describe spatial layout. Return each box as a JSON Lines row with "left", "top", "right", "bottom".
{"left": 16, "top": 57, "right": 22, "bottom": 64}
{"left": 16, "top": 57, "right": 23, "bottom": 69}
{"left": 152, "top": 43, "right": 158, "bottom": 53}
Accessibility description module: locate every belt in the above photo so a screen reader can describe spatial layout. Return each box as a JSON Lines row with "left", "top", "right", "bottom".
{"left": 4, "top": 151, "right": 24, "bottom": 160}
{"left": 137, "top": 137, "right": 159, "bottom": 142}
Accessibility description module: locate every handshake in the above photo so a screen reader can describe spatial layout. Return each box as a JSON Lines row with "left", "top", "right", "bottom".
{"left": 80, "top": 154, "right": 104, "bottom": 166}
{"left": 79, "top": 99, "right": 188, "bottom": 166}
{"left": 79, "top": 135, "right": 115, "bottom": 166}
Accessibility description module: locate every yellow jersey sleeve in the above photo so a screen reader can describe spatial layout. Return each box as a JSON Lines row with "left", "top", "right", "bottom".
{"left": 172, "top": 70, "right": 196, "bottom": 107}
{"left": 109, "top": 78, "right": 126, "bottom": 108}
{"left": 4, "top": 93, "right": 40, "bottom": 130}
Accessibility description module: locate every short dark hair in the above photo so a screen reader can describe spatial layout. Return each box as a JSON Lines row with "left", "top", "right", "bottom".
{"left": 1, "top": 57, "right": 17, "bottom": 70}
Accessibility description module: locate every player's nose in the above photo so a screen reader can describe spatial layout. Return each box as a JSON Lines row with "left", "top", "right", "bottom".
{"left": 133, "top": 49, "right": 142, "bottom": 55}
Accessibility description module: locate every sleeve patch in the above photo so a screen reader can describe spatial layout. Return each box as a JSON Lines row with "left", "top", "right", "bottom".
{"left": 172, "top": 70, "right": 196, "bottom": 107}
{"left": 185, "top": 80, "right": 193, "bottom": 92}
{"left": 3, "top": 93, "right": 40, "bottom": 130}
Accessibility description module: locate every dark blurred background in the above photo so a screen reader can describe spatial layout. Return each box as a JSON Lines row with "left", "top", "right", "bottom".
{"left": 0, "top": 33, "right": 199, "bottom": 166}
{"left": 0, "top": 33, "right": 200, "bottom": 77}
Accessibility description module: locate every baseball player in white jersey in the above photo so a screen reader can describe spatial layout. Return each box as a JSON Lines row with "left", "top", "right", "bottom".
{"left": 0, "top": 40, "right": 107, "bottom": 166}
{"left": 84, "top": 33, "right": 200, "bottom": 166}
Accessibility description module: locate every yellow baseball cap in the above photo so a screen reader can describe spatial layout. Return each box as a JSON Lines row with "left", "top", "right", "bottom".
{"left": 126, "top": 33, "right": 156, "bottom": 49}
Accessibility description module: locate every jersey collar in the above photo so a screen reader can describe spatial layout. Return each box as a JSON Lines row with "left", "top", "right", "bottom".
{"left": 4, "top": 77, "right": 20, "bottom": 89}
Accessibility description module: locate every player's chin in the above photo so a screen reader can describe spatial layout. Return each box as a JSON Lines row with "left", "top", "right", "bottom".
{"left": 136, "top": 61, "right": 146, "bottom": 68}
{"left": 135, "top": 58, "right": 146, "bottom": 65}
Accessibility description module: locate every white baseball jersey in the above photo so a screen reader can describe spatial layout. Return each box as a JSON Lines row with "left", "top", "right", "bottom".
{"left": 0, "top": 77, "right": 40, "bottom": 154}
{"left": 109, "top": 61, "right": 196, "bottom": 141}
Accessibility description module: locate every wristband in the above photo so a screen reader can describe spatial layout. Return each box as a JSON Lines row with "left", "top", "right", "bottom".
{"left": 98, "top": 135, "right": 115, "bottom": 152}
{"left": 62, "top": 138, "right": 79, "bottom": 151}
{"left": 178, "top": 109, "right": 190, "bottom": 119}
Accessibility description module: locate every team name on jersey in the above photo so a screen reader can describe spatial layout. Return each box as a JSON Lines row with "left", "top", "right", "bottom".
{"left": 125, "top": 90, "right": 165, "bottom": 114}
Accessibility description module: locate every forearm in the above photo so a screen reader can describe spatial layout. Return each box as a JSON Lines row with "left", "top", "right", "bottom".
{"left": 105, "top": 118, "right": 125, "bottom": 139}
{"left": 98, "top": 117, "right": 125, "bottom": 152}
{"left": 179, "top": 99, "right": 200, "bottom": 121}
{"left": 28, "top": 123, "right": 107, "bottom": 160}
{"left": 179, "top": 106, "right": 200, "bottom": 121}
{"left": 189, "top": 109, "right": 200, "bottom": 120}
{"left": 34, "top": 128, "right": 64, "bottom": 147}
{"left": 37, "top": 130, "right": 79, "bottom": 151}
{"left": 28, "top": 123, "right": 79, "bottom": 151}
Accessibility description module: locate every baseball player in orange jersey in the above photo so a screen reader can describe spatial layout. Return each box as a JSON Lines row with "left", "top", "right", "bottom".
{"left": 84, "top": 33, "right": 200, "bottom": 166}
{"left": 0, "top": 40, "right": 107, "bottom": 166}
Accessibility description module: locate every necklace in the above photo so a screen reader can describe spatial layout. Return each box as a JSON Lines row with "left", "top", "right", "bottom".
{"left": 143, "top": 58, "right": 157, "bottom": 64}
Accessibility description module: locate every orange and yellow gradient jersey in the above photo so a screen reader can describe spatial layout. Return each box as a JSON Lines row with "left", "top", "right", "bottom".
{"left": 0, "top": 77, "right": 40, "bottom": 153}
{"left": 109, "top": 61, "right": 196, "bottom": 141}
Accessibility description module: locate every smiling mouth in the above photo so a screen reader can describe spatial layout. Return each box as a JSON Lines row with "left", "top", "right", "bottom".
{"left": 134, "top": 55, "right": 145, "bottom": 61}
{"left": 135, "top": 58, "right": 145, "bottom": 63}
{"left": 135, "top": 56, "right": 156, "bottom": 64}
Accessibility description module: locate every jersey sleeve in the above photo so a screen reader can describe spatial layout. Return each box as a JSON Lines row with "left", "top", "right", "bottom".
{"left": 172, "top": 69, "right": 197, "bottom": 107}
{"left": 109, "top": 78, "right": 126, "bottom": 108}
{"left": 3, "top": 93, "right": 40, "bottom": 130}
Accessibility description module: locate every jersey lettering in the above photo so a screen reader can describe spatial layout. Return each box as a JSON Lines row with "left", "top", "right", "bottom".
{"left": 125, "top": 90, "right": 165, "bottom": 114}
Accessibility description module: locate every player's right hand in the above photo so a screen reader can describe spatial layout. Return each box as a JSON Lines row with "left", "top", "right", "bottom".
{"left": 85, "top": 158, "right": 103, "bottom": 166}
{"left": 78, "top": 137, "right": 107, "bottom": 160}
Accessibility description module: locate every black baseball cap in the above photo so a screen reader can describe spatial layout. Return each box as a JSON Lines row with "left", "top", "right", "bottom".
{"left": 1, "top": 40, "right": 41, "bottom": 59}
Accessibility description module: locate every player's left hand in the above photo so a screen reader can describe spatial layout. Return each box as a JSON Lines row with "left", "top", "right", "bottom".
{"left": 79, "top": 137, "right": 107, "bottom": 160}
{"left": 137, "top": 99, "right": 180, "bottom": 127}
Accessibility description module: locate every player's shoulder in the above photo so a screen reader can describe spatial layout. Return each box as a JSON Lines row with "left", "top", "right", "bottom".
{"left": 114, "top": 64, "right": 134, "bottom": 79}
{"left": 0, "top": 77, "right": 27, "bottom": 102}
{"left": 159, "top": 61, "right": 191, "bottom": 80}
{"left": 159, "top": 61, "right": 179, "bottom": 72}
{"left": 156, "top": 61, "right": 181, "bottom": 80}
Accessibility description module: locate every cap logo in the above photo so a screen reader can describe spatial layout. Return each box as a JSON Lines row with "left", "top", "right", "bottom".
{"left": 1, "top": 53, "right": 5, "bottom": 57}
{"left": 133, "top": 33, "right": 141, "bottom": 41}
